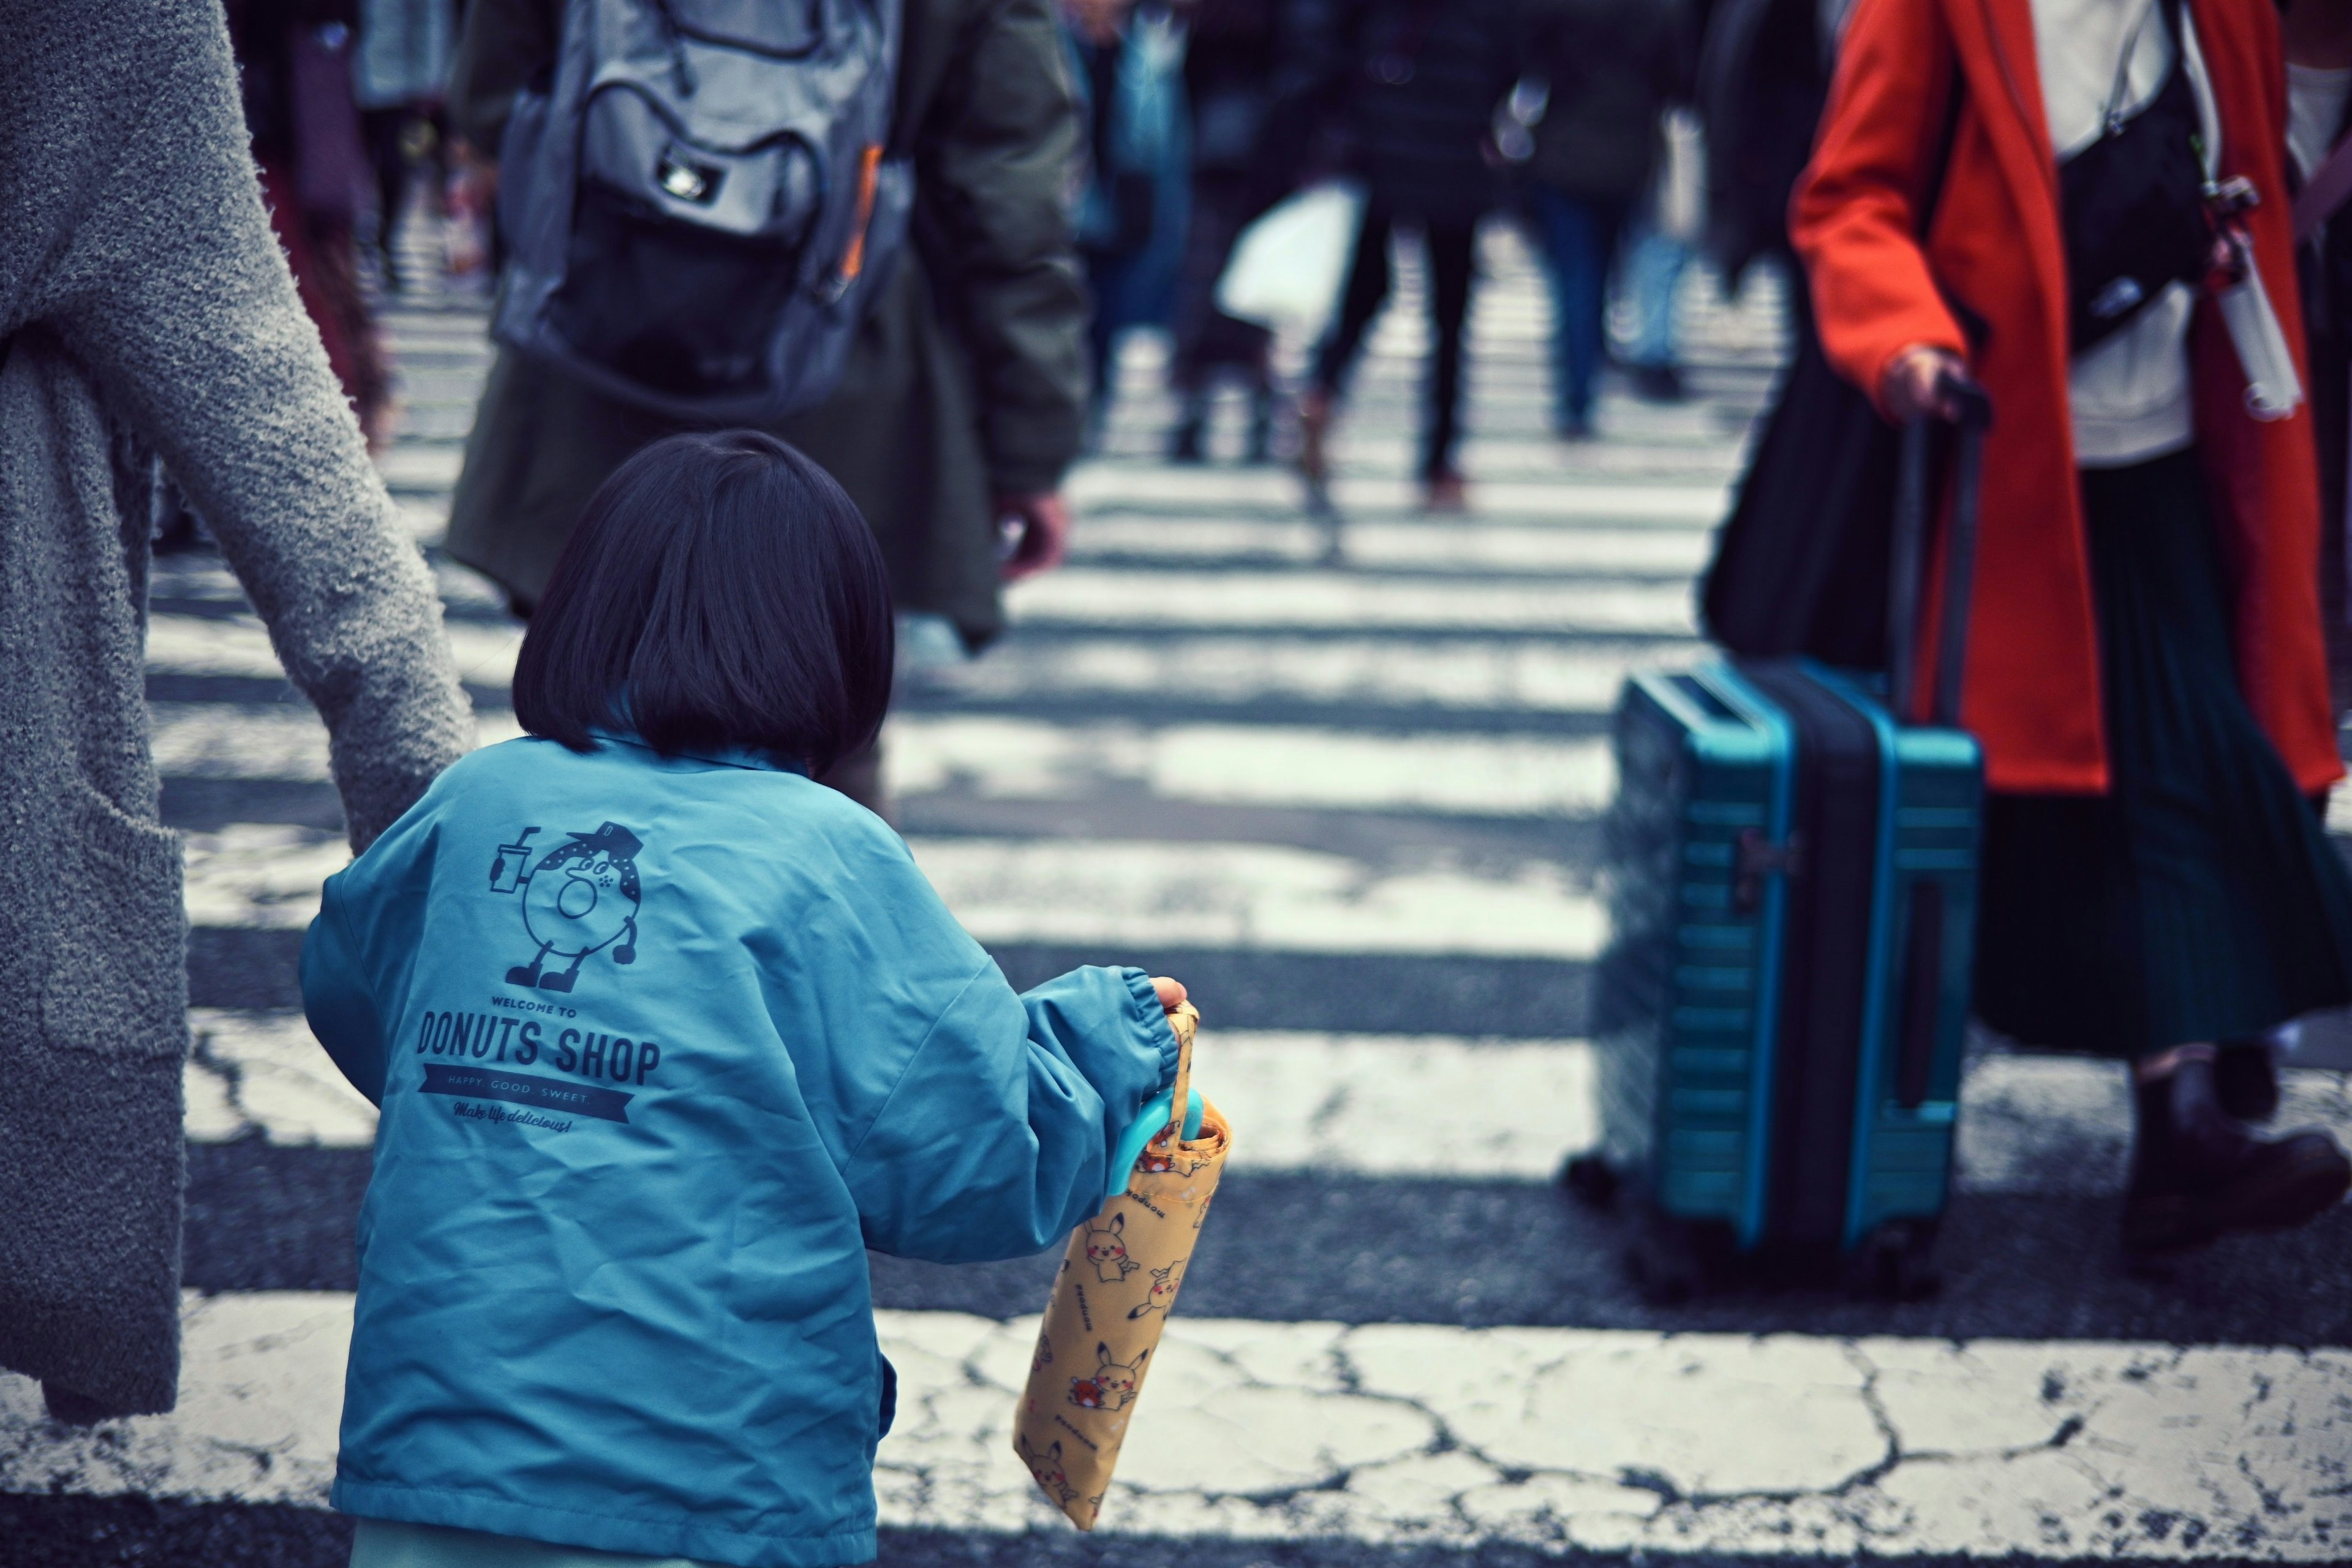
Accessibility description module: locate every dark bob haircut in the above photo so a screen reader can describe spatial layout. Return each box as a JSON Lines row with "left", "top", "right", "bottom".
{"left": 513, "top": 430, "right": 893, "bottom": 776}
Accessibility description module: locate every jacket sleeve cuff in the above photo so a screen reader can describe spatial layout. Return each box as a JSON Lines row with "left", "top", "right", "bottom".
{"left": 1120, "top": 967, "right": 1183, "bottom": 1097}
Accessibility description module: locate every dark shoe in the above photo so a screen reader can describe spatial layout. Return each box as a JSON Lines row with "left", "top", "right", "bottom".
{"left": 1630, "top": 363, "right": 1687, "bottom": 402}
{"left": 1422, "top": 470, "right": 1468, "bottom": 513}
{"left": 43, "top": 1382, "right": 114, "bottom": 1425}
{"left": 2123, "top": 1057, "right": 2351, "bottom": 1255}
{"left": 1556, "top": 415, "right": 1595, "bottom": 443}
{"left": 2214, "top": 1036, "right": 2283, "bottom": 1121}
{"left": 1168, "top": 418, "right": 1205, "bottom": 464}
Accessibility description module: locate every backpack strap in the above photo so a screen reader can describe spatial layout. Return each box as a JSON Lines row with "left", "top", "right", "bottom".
{"left": 2296, "top": 131, "right": 2352, "bottom": 245}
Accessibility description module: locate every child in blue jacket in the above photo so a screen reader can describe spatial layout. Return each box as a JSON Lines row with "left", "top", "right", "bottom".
{"left": 302, "top": 431, "right": 1188, "bottom": 1568}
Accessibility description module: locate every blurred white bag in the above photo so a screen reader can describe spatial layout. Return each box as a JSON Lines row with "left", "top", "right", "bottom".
{"left": 1657, "top": 108, "right": 1706, "bottom": 245}
{"left": 1215, "top": 180, "right": 1366, "bottom": 338}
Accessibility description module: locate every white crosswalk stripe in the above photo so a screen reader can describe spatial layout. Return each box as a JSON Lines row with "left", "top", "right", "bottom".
{"left": 889, "top": 716, "right": 1617, "bottom": 815}
{"left": 175, "top": 816, "right": 1607, "bottom": 954}
{"left": 179, "top": 824, "right": 1609, "bottom": 954}
{"left": 145, "top": 613, "right": 527, "bottom": 686}
{"left": 918, "top": 632, "right": 1708, "bottom": 712}
{"left": 1068, "top": 515, "right": 1719, "bottom": 567}
{"left": 10, "top": 1293, "right": 2348, "bottom": 1559}
{"left": 10, "top": 215, "right": 2346, "bottom": 1568}
{"left": 150, "top": 704, "right": 526, "bottom": 781}
{"left": 1008, "top": 566, "right": 1700, "bottom": 633}
{"left": 150, "top": 608, "right": 1709, "bottom": 713}
{"left": 157, "top": 706, "right": 1615, "bottom": 814}
{"left": 175, "top": 1006, "right": 2352, "bottom": 1198}
{"left": 1065, "top": 467, "right": 1736, "bottom": 520}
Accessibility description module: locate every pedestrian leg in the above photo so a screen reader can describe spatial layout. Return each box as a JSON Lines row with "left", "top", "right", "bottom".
{"left": 1529, "top": 187, "right": 1624, "bottom": 438}
{"left": 1624, "top": 225, "right": 1692, "bottom": 401}
{"left": 1300, "top": 207, "right": 1394, "bottom": 493}
{"left": 1310, "top": 206, "right": 1395, "bottom": 399}
{"left": 1082, "top": 248, "right": 1139, "bottom": 447}
{"left": 1168, "top": 174, "right": 1270, "bottom": 462}
{"left": 1420, "top": 219, "right": 1478, "bottom": 508}
{"left": 360, "top": 107, "right": 411, "bottom": 290}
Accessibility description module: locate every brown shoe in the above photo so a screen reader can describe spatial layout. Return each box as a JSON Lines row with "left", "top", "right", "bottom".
{"left": 2124, "top": 1056, "right": 2351, "bottom": 1255}
{"left": 1422, "top": 470, "right": 1468, "bottom": 513}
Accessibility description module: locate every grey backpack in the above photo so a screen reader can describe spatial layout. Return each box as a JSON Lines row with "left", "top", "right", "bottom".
{"left": 494, "top": 0, "right": 911, "bottom": 422}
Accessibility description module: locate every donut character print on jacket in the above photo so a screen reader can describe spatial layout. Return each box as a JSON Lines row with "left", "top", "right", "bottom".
{"left": 490, "top": 821, "right": 644, "bottom": 993}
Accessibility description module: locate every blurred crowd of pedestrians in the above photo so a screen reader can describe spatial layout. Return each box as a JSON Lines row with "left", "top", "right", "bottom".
{"left": 1063, "top": 0, "right": 1741, "bottom": 510}
{"left": 219, "top": 2, "right": 480, "bottom": 453}
{"left": 210, "top": 0, "right": 1800, "bottom": 516}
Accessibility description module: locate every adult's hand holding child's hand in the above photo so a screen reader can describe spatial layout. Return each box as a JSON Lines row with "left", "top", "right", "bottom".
{"left": 1150, "top": 976, "right": 1188, "bottom": 1012}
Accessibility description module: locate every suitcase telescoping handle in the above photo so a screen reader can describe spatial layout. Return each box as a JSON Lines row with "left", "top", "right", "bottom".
{"left": 1884, "top": 374, "right": 1989, "bottom": 1115}
{"left": 1885, "top": 374, "right": 1993, "bottom": 727}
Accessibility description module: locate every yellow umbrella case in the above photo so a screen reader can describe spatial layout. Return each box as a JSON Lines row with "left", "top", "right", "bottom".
{"left": 1014, "top": 1002, "right": 1228, "bottom": 1528}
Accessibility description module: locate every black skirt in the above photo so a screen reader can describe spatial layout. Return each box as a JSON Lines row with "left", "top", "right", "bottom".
{"left": 1972, "top": 448, "right": 2352, "bottom": 1057}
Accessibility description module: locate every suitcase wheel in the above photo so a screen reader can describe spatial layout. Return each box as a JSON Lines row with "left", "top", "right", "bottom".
{"left": 1862, "top": 1218, "right": 1943, "bottom": 1302}
{"left": 1561, "top": 1153, "right": 1619, "bottom": 1207}
{"left": 1627, "top": 1221, "right": 1708, "bottom": 1305}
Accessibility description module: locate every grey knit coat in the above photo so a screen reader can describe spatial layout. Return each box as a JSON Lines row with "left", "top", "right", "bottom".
{"left": 0, "top": 0, "right": 475, "bottom": 1417}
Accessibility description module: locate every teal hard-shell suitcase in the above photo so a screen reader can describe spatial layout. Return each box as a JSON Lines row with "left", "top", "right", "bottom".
{"left": 1576, "top": 391, "right": 1990, "bottom": 1297}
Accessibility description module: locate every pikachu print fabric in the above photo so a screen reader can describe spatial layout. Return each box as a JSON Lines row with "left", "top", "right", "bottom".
{"left": 1015, "top": 1003, "right": 1229, "bottom": 1529}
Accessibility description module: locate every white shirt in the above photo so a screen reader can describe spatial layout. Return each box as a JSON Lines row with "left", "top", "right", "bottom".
{"left": 2288, "top": 62, "right": 2352, "bottom": 181}
{"left": 2029, "top": 0, "right": 2220, "bottom": 467}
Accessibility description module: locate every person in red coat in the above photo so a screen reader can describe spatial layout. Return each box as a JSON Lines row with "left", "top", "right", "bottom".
{"left": 1793, "top": 0, "right": 2352, "bottom": 1255}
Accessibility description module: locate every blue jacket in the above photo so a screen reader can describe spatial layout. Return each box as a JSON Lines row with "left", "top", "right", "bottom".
{"left": 301, "top": 735, "right": 1178, "bottom": 1567}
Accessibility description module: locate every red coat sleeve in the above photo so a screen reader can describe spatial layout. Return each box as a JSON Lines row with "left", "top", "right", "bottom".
{"left": 1790, "top": 0, "right": 1969, "bottom": 412}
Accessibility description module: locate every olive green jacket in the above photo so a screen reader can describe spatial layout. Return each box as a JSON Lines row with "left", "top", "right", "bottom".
{"left": 444, "top": 0, "right": 1088, "bottom": 643}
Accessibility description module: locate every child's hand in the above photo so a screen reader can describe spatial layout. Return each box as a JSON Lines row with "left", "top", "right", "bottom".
{"left": 1149, "top": 976, "right": 1187, "bottom": 1013}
